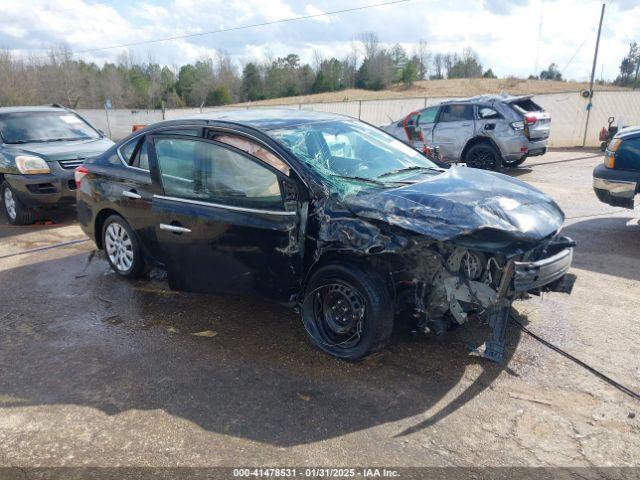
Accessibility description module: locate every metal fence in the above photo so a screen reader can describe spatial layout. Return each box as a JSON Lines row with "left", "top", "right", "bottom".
{"left": 78, "top": 90, "right": 640, "bottom": 147}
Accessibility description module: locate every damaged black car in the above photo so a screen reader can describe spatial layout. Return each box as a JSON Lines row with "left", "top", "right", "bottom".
{"left": 77, "top": 109, "right": 576, "bottom": 362}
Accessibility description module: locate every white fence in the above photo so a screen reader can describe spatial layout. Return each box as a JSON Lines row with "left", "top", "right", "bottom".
{"left": 78, "top": 90, "right": 640, "bottom": 147}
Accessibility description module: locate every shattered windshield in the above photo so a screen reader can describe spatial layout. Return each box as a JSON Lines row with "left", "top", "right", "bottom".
{"left": 269, "top": 119, "right": 439, "bottom": 197}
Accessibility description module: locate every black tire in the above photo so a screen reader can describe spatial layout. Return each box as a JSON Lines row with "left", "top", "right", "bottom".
{"left": 464, "top": 143, "right": 501, "bottom": 170}
{"left": 501, "top": 157, "right": 527, "bottom": 168}
{"left": 1, "top": 181, "right": 34, "bottom": 225}
{"left": 301, "top": 263, "right": 394, "bottom": 361}
{"left": 101, "top": 214, "right": 146, "bottom": 278}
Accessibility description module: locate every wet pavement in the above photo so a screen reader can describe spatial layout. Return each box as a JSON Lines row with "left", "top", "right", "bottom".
{"left": 0, "top": 150, "right": 638, "bottom": 468}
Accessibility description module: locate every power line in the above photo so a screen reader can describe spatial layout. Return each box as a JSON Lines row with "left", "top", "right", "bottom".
{"left": 46, "top": 0, "right": 412, "bottom": 57}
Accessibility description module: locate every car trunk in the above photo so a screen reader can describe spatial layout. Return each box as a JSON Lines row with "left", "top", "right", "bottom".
{"left": 508, "top": 96, "right": 550, "bottom": 141}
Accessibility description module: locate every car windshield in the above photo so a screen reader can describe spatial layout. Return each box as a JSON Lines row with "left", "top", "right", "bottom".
{"left": 0, "top": 111, "right": 101, "bottom": 144}
{"left": 269, "top": 119, "right": 439, "bottom": 196}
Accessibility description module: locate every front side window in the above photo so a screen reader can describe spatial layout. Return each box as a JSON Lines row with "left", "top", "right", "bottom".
{"left": 418, "top": 106, "right": 438, "bottom": 125}
{"left": 154, "top": 138, "right": 283, "bottom": 210}
{"left": 269, "top": 120, "right": 439, "bottom": 197}
{"left": 439, "top": 105, "right": 474, "bottom": 122}
{"left": 0, "top": 111, "right": 101, "bottom": 144}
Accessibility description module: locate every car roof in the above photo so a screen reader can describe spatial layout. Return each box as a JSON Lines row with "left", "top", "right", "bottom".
{"left": 617, "top": 125, "right": 640, "bottom": 140}
{"left": 438, "top": 94, "right": 529, "bottom": 106}
{"left": 0, "top": 105, "right": 68, "bottom": 115}
{"left": 173, "top": 108, "right": 352, "bottom": 131}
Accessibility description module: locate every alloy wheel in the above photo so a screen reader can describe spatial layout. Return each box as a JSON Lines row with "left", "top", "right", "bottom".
{"left": 469, "top": 149, "right": 496, "bottom": 170}
{"left": 105, "top": 222, "right": 134, "bottom": 273}
{"left": 3, "top": 187, "right": 16, "bottom": 221}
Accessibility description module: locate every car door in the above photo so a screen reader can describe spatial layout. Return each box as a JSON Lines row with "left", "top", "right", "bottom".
{"left": 416, "top": 106, "right": 439, "bottom": 144}
{"left": 431, "top": 104, "right": 476, "bottom": 160}
{"left": 147, "top": 134, "right": 303, "bottom": 302}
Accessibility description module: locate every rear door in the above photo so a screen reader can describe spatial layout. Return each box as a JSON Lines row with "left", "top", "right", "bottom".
{"left": 508, "top": 96, "right": 550, "bottom": 141}
{"left": 148, "top": 134, "right": 303, "bottom": 301}
{"left": 431, "top": 104, "right": 475, "bottom": 160}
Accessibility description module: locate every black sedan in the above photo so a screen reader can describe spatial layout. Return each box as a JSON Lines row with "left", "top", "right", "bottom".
{"left": 593, "top": 126, "right": 640, "bottom": 209}
{"left": 76, "top": 109, "right": 575, "bottom": 362}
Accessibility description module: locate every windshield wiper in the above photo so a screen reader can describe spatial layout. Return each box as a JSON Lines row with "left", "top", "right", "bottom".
{"left": 44, "top": 137, "right": 88, "bottom": 142}
{"left": 377, "top": 165, "right": 441, "bottom": 178}
{"left": 332, "top": 175, "right": 389, "bottom": 186}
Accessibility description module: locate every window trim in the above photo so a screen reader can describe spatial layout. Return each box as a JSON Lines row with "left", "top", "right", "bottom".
{"left": 153, "top": 194, "right": 297, "bottom": 216}
{"left": 149, "top": 134, "right": 289, "bottom": 212}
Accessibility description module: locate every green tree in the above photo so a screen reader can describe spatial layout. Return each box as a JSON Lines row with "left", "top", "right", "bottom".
{"left": 401, "top": 60, "right": 418, "bottom": 85}
{"left": 540, "top": 62, "right": 563, "bottom": 81}
{"left": 241, "top": 62, "right": 264, "bottom": 101}
{"left": 482, "top": 68, "right": 497, "bottom": 78}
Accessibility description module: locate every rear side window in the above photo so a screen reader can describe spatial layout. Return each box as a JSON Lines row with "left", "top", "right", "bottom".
{"left": 477, "top": 107, "right": 502, "bottom": 120}
{"left": 439, "top": 105, "right": 474, "bottom": 122}
{"left": 615, "top": 138, "right": 640, "bottom": 170}
{"left": 154, "top": 138, "right": 284, "bottom": 210}
{"left": 510, "top": 99, "right": 543, "bottom": 112}
{"left": 118, "top": 128, "right": 200, "bottom": 169}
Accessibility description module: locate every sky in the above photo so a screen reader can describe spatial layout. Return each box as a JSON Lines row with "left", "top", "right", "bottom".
{"left": 0, "top": 0, "right": 638, "bottom": 81}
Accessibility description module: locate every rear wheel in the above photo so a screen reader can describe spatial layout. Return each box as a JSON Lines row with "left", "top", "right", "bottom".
{"left": 1, "top": 181, "right": 34, "bottom": 225}
{"left": 465, "top": 144, "right": 501, "bottom": 170}
{"left": 102, "top": 215, "right": 145, "bottom": 278}
{"left": 301, "top": 263, "right": 393, "bottom": 361}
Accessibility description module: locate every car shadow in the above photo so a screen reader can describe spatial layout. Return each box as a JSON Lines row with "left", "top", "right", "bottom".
{"left": 0, "top": 251, "right": 523, "bottom": 447}
{"left": 562, "top": 215, "right": 640, "bottom": 282}
{"left": 0, "top": 206, "right": 78, "bottom": 240}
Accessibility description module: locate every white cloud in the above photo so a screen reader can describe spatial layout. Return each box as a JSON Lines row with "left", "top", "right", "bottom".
{"left": 0, "top": 0, "right": 637, "bottom": 81}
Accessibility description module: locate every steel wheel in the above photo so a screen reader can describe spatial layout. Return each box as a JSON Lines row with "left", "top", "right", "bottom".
{"left": 310, "top": 282, "right": 366, "bottom": 349}
{"left": 3, "top": 187, "right": 16, "bottom": 221}
{"left": 105, "top": 222, "right": 134, "bottom": 273}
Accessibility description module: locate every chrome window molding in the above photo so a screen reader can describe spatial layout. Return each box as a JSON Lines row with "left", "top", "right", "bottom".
{"left": 153, "top": 194, "right": 297, "bottom": 216}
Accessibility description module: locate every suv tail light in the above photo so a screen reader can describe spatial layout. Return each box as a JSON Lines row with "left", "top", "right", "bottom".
{"left": 525, "top": 115, "right": 537, "bottom": 125}
{"left": 75, "top": 165, "right": 89, "bottom": 188}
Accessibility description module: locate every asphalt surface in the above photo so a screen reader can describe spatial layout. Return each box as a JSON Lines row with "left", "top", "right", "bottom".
{"left": 0, "top": 150, "right": 638, "bottom": 469}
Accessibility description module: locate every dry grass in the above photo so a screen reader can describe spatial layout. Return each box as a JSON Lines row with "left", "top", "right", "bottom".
{"left": 234, "top": 78, "right": 626, "bottom": 106}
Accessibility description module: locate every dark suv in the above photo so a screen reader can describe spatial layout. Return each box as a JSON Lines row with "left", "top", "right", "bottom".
{"left": 0, "top": 106, "right": 114, "bottom": 224}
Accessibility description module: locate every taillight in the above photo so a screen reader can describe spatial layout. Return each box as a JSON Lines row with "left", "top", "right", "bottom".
{"left": 75, "top": 165, "right": 89, "bottom": 188}
{"left": 525, "top": 115, "right": 537, "bottom": 125}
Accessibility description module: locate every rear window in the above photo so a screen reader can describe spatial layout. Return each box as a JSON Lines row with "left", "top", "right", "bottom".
{"left": 510, "top": 99, "right": 543, "bottom": 113}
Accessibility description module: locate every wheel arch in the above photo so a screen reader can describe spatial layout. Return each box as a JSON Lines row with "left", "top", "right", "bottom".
{"left": 461, "top": 136, "right": 502, "bottom": 161}
{"left": 94, "top": 208, "right": 122, "bottom": 249}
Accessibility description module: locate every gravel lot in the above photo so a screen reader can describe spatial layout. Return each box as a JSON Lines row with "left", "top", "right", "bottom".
{"left": 0, "top": 150, "right": 638, "bottom": 470}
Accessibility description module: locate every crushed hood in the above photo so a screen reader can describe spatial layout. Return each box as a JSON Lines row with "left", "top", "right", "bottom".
{"left": 343, "top": 166, "right": 564, "bottom": 247}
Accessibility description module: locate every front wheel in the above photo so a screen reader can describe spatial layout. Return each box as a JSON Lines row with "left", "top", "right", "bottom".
{"left": 301, "top": 263, "right": 393, "bottom": 361}
{"left": 465, "top": 144, "right": 501, "bottom": 170}
{"left": 1, "top": 181, "right": 34, "bottom": 225}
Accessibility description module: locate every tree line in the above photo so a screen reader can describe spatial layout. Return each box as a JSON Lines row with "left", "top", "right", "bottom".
{"left": 0, "top": 34, "right": 493, "bottom": 110}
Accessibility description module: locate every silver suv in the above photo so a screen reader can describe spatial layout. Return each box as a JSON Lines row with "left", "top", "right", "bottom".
{"left": 382, "top": 95, "right": 550, "bottom": 169}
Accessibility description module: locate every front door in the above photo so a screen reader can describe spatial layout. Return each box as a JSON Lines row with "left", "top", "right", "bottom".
{"left": 431, "top": 104, "right": 475, "bottom": 160}
{"left": 148, "top": 134, "right": 302, "bottom": 301}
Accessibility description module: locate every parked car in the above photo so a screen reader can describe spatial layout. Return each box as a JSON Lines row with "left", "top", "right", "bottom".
{"left": 76, "top": 109, "right": 575, "bottom": 362}
{"left": 0, "top": 105, "right": 114, "bottom": 224}
{"left": 593, "top": 126, "right": 640, "bottom": 209}
{"left": 382, "top": 95, "right": 550, "bottom": 169}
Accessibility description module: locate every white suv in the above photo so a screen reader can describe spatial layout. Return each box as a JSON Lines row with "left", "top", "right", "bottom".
{"left": 382, "top": 95, "right": 551, "bottom": 169}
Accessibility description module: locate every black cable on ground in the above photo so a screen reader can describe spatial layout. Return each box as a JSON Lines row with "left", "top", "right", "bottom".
{"left": 511, "top": 316, "right": 640, "bottom": 402}
{"left": 0, "top": 238, "right": 89, "bottom": 260}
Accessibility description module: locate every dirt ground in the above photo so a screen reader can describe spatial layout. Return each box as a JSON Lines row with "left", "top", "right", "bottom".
{"left": 0, "top": 150, "right": 638, "bottom": 472}
{"left": 233, "top": 78, "right": 627, "bottom": 105}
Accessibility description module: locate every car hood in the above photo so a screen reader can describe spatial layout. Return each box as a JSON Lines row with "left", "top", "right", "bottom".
{"left": 343, "top": 166, "right": 564, "bottom": 250}
{"left": 6, "top": 137, "right": 114, "bottom": 161}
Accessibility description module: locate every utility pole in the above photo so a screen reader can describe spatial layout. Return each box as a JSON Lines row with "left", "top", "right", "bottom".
{"left": 582, "top": 2, "right": 605, "bottom": 147}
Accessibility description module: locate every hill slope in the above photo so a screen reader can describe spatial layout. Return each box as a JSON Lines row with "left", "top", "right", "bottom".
{"left": 235, "top": 78, "right": 624, "bottom": 106}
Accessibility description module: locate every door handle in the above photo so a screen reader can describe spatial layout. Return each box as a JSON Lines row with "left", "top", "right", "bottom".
{"left": 122, "top": 190, "right": 141, "bottom": 199}
{"left": 160, "top": 223, "right": 191, "bottom": 234}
